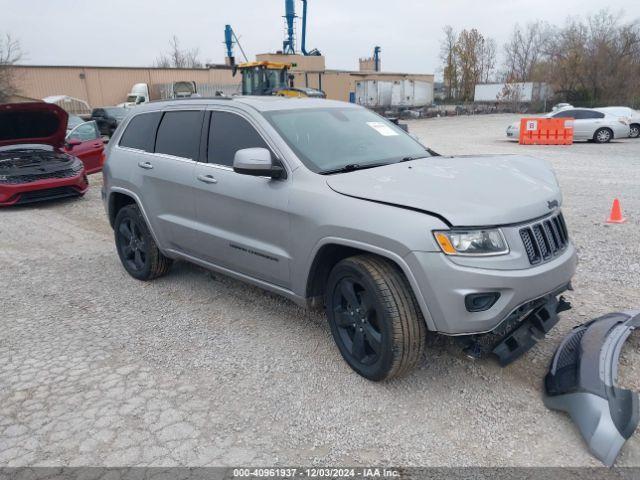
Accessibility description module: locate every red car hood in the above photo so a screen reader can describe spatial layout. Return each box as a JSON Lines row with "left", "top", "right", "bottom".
{"left": 0, "top": 102, "right": 68, "bottom": 149}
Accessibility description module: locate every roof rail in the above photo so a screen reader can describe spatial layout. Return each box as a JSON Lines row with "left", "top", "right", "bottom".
{"left": 148, "top": 96, "right": 235, "bottom": 104}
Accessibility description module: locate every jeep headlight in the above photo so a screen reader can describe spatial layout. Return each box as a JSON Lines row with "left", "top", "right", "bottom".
{"left": 433, "top": 229, "right": 509, "bottom": 256}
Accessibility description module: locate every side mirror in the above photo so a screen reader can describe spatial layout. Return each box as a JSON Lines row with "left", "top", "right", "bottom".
{"left": 233, "top": 148, "right": 284, "bottom": 179}
{"left": 66, "top": 138, "right": 82, "bottom": 148}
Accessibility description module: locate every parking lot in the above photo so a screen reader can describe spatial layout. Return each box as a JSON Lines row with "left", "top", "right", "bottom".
{"left": 1, "top": 113, "right": 638, "bottom": 467}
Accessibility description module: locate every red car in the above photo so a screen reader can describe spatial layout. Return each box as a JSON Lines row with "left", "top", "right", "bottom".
{"left": 0, "top": 102, "right": 89, "bottom": 206}
{"left": 64, "top": 120, "right": 106, "bottom": 174}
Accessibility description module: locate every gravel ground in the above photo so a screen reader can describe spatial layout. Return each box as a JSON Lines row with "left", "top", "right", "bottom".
{"left": 0, "top": 113, "right": 638, "bottom": 467}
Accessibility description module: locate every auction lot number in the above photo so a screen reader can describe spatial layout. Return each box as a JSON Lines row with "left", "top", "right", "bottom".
{"left": 233, "top": 468, "right": 400, "bottom": 478}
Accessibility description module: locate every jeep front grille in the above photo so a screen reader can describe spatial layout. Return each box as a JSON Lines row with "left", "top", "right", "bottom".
{"left": 519, "top": 213, "right": 569, "bottom": 265}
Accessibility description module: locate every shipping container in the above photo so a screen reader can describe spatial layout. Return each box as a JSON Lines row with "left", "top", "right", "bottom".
{"left": 474, "top": 82, "right": 553, "bottom": 103}
{"left": 356, "top": 80, "right": 434, "bottom": 108}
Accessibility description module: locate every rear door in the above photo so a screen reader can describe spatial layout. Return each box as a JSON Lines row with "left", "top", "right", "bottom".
{"left": 191, "top": 109, "right": 292, "bottom": 288}
{"left": 553, "top": 109, "right": 590, "bottom": 140}
{"left": 576, "top": 110, "right": 606, "bottom": 140}
{"left": 119, "top": 109, "right": 204, "bottom": 255}
{"left": 65, "top": 121, "right": 104, "bottom": 174}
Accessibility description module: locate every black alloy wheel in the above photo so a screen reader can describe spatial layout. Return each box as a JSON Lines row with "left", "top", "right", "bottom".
{"left": 326, "top": 255, "right": 426, "bottom": 381}
{"left": 332, "top": 275, "right": 384, "bottom": 367}
{"left": 114, "top": 204, "right": 172, "bottom": 280}
{"left": 117, "top": 217, "right": 148, "bottom": 273}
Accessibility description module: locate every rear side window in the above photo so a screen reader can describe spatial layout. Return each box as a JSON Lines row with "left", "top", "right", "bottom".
{"left": 208, "top": 111, "right": 270, "bottom": 166}
{"left": 578, "top": 111, "right": 604, "bottom": 119}
{"left": 553, "top": 110, "right": 576, "bottom": 118}
{"left": 155, "top": 110, "right": 204, "bottom": 160}
{"left": 119, "top": 112, "right": 162, "bottom": 152}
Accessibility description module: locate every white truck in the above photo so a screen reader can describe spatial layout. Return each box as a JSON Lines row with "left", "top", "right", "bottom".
{"left": 119, "top": 82, "right": 198, "bottom": 108}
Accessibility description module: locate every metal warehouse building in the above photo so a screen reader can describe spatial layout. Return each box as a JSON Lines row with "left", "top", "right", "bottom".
{"left": 8, "top": 65, "right": 238, "bottom": 107}
{"left": 8, "top": 56, "right": 434, "bottom": 109}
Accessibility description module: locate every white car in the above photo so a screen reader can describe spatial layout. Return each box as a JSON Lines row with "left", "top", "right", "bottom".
{"left": 506, "top": 108, "right": 631, "bottom": 143}
{"left": 594, "top": 106, "right": 640, "bottom": 138}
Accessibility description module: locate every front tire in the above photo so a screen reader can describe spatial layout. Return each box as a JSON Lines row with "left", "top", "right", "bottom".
{"left": 114, "top": 204, "right": 172, "bottom": 280}
{"left": 629, "top": 124, "right": 639, "bottom": 139}
{"left": 325, "top": 255, "right": 426, "bottom": 381}
{"left": 594, "top": 127, "right": 613, "bottom": 143}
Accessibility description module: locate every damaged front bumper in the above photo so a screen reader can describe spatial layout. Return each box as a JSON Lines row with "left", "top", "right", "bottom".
{"left": 544, "top": 311, "right": 639, "bottom": 466}
{"left": 459, "top": 286, "right": 572, "bottom": 366}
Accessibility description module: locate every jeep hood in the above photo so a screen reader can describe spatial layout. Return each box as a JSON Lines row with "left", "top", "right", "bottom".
{"left": 325, "top": 155, "right": 561, "bottom": 226}
{"left": 0, "top": 102, "right": 68, "bottom": 149}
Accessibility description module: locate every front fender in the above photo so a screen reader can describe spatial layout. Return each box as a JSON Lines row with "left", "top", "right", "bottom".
{"left": 305, "top": 236, "right": 438, "bottom": 331}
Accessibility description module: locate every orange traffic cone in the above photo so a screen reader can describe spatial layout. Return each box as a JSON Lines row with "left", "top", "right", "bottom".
{"left": 606, "top": 198, "right": 626, "bottom": 224}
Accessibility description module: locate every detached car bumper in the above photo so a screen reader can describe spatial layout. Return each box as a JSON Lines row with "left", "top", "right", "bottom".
{"left": 405, "top": 243, "right": 578, "bottom": 335}
{"left": 544, "top": 311, "right": 639, "bottom": 466}
{"left": 0, "top": 172, "right": 89, "bottom": 206}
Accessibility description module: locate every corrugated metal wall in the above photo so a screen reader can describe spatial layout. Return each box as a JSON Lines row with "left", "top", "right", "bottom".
{"left": 12, "top": 66, "right": 239, "bottom": 108}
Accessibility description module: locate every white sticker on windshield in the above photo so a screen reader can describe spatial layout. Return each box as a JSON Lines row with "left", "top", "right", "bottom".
{"left": 366, "top": 122, "right": 399, "bottom": 136}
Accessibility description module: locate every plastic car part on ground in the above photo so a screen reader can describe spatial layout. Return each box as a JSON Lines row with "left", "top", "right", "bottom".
{"left": 544, "top": 311, "right": 639, "bottom": 466}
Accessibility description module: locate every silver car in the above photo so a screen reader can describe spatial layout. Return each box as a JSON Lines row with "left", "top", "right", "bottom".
{"left": 103, "top": 97, "right": 577, "bottom": 381}
{"left": 506, "top": 107, "right": 631, "bottom": 143}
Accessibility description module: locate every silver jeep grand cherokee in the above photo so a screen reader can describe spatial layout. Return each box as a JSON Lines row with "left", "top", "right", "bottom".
{"left": 103, "top": 97, "right": 577, "bottom": 381}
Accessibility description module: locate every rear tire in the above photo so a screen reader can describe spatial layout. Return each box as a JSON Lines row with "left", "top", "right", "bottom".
{"left": 630, "top": 124, "right": 639, "bottom": 139}
{"left": 325, "top": 254, "right": 426, "bottom": 381}
{"left": 593, "top": 128, "right": 613, "bottom": 143}
{"left": 114, "top": 204, "right": 172, "bottom": 281}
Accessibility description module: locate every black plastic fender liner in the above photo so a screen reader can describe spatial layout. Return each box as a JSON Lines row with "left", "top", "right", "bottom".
{"left": 544, "top": 311, "right": 640, "bottom": 466}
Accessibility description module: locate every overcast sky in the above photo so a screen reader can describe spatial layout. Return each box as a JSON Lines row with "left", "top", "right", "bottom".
{"left": 2, "top": 0, "right": 638, "bottom": 77}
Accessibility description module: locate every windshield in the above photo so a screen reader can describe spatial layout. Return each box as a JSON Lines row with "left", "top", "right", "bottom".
{"left": 265, "top": 69, "right": 286, "bottom": 91}
{"left": 126, "top": 95, "right": 139, "bottom": 103}
{"left": 104, "top": 107, "right": 127, "bottom": 120}
{"left": 264, "top": 107, "right": 429, "bottom": 173}
{"left": 67, "top": 115, "right": 85, "bottom": 130}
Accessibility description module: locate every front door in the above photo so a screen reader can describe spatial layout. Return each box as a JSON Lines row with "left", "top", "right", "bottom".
{"left": 191, "top": 110, "right": 292, "bottom": 288}
{"left": 65, "top": 121, "right": 104, "bottom": 174}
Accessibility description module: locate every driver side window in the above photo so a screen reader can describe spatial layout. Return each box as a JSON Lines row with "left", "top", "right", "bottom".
{"left": 207, "top": 111, "right": 272, "bottom": 167}
{"left": 67, "top": 121, "right": 100, "bottom": 142}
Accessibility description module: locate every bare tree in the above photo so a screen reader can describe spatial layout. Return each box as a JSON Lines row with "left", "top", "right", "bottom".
{"left": 440, "top": 26, "right": 458, "bottom": 100}
{"left": 0, "top": 34, "right": 22, "bottom": 103}
{"left": 440, "top": 27, "right": 497, "bottom": 101}
{"left": 155, "top": 36, "right": 203, "bottom": 68}
{"left": 455, "top": 29, "right": 493, "bottom": 101}
{"left": 540, "top": 10, "right": 640, "bottom": 104}
{"left": 503, "top": 21, "right": 549, "bottom": 82}
{"left": 478, "top": 37, "right": 497, "bottom": 83}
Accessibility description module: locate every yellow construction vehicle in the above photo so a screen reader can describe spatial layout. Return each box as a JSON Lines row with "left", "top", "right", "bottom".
{"left": 233, "top": 61, "right": 325, "bottom": 98}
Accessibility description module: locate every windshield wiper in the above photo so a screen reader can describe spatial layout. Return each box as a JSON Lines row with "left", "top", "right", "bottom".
{"left": 398, "top": 155, "right": 431, "bottom": 163}
{"left": 319, "top": 162, "right": 389, "bottom": 175}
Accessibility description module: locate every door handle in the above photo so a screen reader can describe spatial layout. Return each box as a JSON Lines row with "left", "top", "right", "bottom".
{"left": 197, "top": 174, "right": 218, "bottom": 184}
{"left": 137, "top": 161, "right": 153, "bottom": 170}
